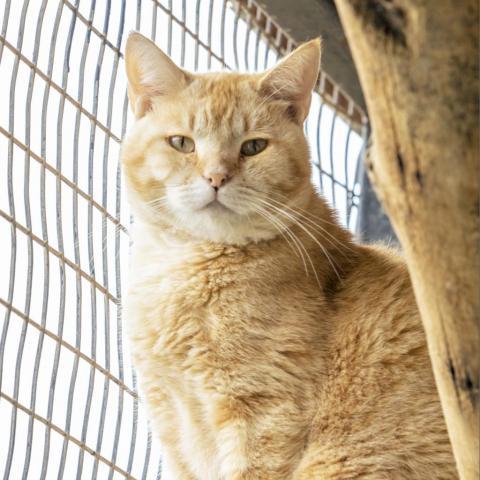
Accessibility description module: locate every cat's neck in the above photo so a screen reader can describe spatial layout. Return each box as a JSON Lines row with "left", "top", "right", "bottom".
{"left": 131, "top": 190, "right": 357, "bottom": 295}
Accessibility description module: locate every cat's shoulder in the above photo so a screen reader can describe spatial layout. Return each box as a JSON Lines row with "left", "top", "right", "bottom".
{"left": 334, "top": 241, "right": 419, "bottom": 325}
{"left": 349, "top": 242, "right": 411, "bottom": 290}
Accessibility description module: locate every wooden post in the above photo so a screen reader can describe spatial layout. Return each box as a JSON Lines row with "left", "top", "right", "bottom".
{"left": 333, "top": 1, "right": 479, "bottom": 478}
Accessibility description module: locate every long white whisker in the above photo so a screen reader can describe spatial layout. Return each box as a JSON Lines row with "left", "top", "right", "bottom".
{"left": 254, "top": 197, "right": 342, "bottom": 282}
{"left": 146, "top": 188, "right": 194, "bottom": 209}
{"left": 230, "top": 189, "right": 326, "bottom": 288}
{"left": 249, "top": 186, "right": 343, "bottom": 228}
{"left": 260, "top": 196, "right": 353, "bottom": 255}
{"left": 249, "top": 203, "right": 308, "bottom": 276}
{"left": 252, "top": 204, "right": 322, "bottom": 290}
{"left": 238, "top": 186, "right": 354, "bottom": 255}
{"left": 235, "top": 193, "right": 322, "bottom": 290}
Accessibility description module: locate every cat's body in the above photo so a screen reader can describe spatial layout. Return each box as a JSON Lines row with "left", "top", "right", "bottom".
{"left": 122, "top": 33, "right": 457, "bottom": 479}
{"left": 126, "top": 199, "right": 455, "bottom": 480}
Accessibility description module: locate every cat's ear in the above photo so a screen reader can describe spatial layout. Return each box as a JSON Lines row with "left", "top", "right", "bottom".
{"left": 125, "top": 32, "right": 191, "bottom": 118}
{"left": 259, "top": 38, "right": 321, "bottom": 123}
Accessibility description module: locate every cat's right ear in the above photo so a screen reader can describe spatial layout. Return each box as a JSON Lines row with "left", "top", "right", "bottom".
{"left": 125, "top": 32, "right": 191, "bottom": 118}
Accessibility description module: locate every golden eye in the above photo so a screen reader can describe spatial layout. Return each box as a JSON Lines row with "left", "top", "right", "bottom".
{"left": 168, "top": 135, "right": 195, "bottom": 153}
{"left": 240, "top": 139, "right": 268, "bottom": 156}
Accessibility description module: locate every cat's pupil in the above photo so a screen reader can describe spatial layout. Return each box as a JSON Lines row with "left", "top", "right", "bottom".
{"left": 169, "top": 135, "right": 194, "bottom": 153}
{"left": 241, "top": 139, "right": 267, "bottom": 156}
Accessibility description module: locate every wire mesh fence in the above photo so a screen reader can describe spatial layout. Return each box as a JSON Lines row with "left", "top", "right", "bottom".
{"left": 0, "top": 0, "right": 367, "bottom": 479}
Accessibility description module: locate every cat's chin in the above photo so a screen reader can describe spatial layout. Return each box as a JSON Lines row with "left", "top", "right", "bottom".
{"left": 170, "top": 206, "right": 279, "bottom": 246}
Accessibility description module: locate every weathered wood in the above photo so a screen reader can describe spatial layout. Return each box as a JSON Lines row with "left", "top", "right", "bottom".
{"left": 333, "top": 0, "right": 479, "bottom": 478}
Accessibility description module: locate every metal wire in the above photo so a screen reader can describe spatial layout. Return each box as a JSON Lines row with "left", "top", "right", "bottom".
{"left": 2, "top": 0, "right": 24, "bottom": 475}
{"left": 0, "top": 1, "right": 368, "bottom": 478}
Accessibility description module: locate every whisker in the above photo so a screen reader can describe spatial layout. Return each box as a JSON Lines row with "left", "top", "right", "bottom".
{"left": 146, "top": 188, "right": 194, "bottom": 209}
{"left": 249, "top": 202, "right": 322, "bottom": 290}
{"left": 260, "top": 196, "right": 353, "bottom": 255}
{"left": 253, "top": 197, "right": 342, "bottom": 282}
{"left": 247, "top": 186, "right": 343, "bottom": 228}
{"left": 249, "top": 203, "right": 306, "bottom": 271}
{"left": 232, "top": 192, "right": 323, "bottom": 290}
{"left": 239, "top": 186, "right": 354, "bottom": 255}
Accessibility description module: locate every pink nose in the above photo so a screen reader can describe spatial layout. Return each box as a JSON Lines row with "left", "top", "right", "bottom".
{"left": 205, "top": 172, "right": 230, "bottom": 189}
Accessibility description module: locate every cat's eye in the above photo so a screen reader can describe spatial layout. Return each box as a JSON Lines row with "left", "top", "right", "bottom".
{"left": 240, "top": 139, "right": 268, "bottom": 157}
{"left": 168, "top": 135, "right": 195, "bottom": 153}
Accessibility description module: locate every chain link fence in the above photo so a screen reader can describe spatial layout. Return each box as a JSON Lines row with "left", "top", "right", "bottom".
{"left": 0, "top": 1, "right": 367, "bottom": 478}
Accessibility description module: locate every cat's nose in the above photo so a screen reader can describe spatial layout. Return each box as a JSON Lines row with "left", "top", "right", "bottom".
{"left": 204, "top": 172, "right": 230, "bottom": 190}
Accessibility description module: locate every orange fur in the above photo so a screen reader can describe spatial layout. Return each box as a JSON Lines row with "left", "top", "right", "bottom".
{"left": 121, "top": 32, "right": 456, "bottom": 479}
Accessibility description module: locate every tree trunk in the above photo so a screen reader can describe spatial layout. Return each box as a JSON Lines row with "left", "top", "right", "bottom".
{"left": 333, "top": 1, "right": 479, "bottom": 478}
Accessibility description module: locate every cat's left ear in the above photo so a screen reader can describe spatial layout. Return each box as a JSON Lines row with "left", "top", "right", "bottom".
{"left": 259, "top": 38, "right": 321, "bottom": 123}
{"left": 125, "top": 32, "right": 191, "bottom": 118}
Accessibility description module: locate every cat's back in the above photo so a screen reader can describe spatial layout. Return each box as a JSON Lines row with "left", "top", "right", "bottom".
{"left": 294, "top": 245, "right": 458, "bottom": 479}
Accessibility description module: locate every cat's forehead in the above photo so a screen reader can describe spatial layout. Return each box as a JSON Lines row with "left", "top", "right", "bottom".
{"left": 182, "top": 73, "right": 264, "bottom": 136}
{"left": 193, "top": 72, "right": 256, "bottom": 101}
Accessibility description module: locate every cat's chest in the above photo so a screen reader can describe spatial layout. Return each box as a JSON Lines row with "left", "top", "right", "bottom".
{"left": 127, "top": 243, "right": 250, "bottom": 371}
{"left": 133, "top": 247, "right": 238, "bottom": 313}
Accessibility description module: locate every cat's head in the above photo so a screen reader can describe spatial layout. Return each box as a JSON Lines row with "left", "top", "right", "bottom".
{"left": 121, "top": 32, "right": 321, "bottom": 245}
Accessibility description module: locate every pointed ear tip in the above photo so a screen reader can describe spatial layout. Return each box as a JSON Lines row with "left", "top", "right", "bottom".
{"left": 302, "top": 38, "right": 322, "bottom": 69}
{"left": 126, "top": 31, "right": 141, "bottom": 51}
{"left": 126, "top": 31, "right": 154, "bottom": 50}
{"left": 127, "top": 31, "right": 143, "bottom": 42}
{"left": 304, "top": 37, "right": 322, "bottom": 52}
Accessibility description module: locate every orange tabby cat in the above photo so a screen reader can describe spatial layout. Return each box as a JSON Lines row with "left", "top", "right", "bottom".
{"left": 121, "top": 32, "right": 457, "bottom": 479}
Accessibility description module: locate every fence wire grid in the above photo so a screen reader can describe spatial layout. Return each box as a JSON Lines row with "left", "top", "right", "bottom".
{"left": 0, "top": 0, "right": 368, "bottom": 479}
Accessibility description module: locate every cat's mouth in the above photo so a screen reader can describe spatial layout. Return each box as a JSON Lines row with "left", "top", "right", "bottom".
{"left": 203, "top": 199, "right": 233, "bottom": 213}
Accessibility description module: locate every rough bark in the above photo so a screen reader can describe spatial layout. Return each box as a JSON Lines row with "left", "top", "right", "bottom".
{"left": 333, "top": 0, "right": 479, "bottom": 478}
